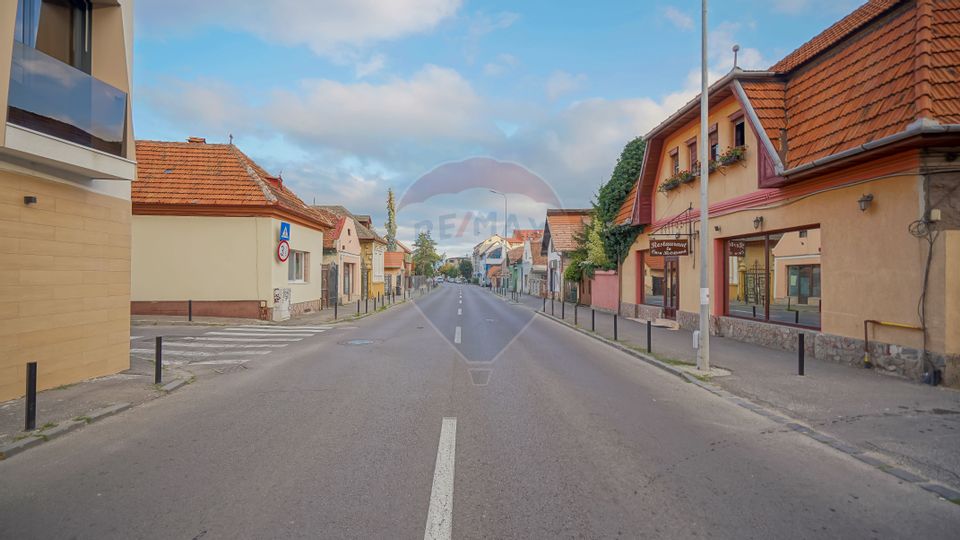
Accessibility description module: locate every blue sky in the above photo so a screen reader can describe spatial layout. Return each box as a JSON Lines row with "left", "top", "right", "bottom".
{"left": 134, "top": 0, "right": 863, "bottom": 255}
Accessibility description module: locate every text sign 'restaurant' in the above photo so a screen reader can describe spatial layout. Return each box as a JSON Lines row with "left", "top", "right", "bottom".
{"left": 650, "top": 238, "right": 690, "bottom": 256}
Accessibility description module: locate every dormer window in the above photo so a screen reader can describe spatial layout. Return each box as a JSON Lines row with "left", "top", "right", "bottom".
{"left": 669, "top": 147, "right": 680, "bottom": 175}
{"left": 734, "top": 119, "right": 746, "bottom": 147}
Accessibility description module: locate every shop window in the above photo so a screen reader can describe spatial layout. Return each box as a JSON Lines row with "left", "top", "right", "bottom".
{"left": 725, "top": 227, "right": 821, "bottom": 328}
{"left": 734, "top": 119, "right": 746, "bottom": 147}
{"left": 288, "top": 250, "right": 308, "bottom": 282}
{"left": 640, "top": 250, "right": 665, "bottom": 306}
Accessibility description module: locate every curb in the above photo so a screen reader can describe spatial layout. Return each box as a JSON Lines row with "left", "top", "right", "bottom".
{"left": 0, "top": 403, "right": 131, "bottom": 461}
{"left": 529, "top": 306, "right": 960, "bottom": 504}
{"left": 160, "top": 379, "right": 188, "bottom": 393}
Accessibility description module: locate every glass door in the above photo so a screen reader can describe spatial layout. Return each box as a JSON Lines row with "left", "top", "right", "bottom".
{"left": 663, "top": 257, "right": 680, "bottom": 320}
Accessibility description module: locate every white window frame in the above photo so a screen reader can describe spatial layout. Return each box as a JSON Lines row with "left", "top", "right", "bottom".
{"left": 288, "top": 250, "right": 308, "bottom": 283}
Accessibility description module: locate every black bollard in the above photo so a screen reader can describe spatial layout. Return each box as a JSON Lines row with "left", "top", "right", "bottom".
{"left": 188, "top": 299, "right": 193, "bottom": 322}
{"left": 357, "top": 299, "right": 361, "bottom": 314}
{"left": 798, "top": 333, "right": 805, "bottom": 376}
{"left": 365, "top": 298, "right": 369, "bottom": 313}
{"left": 24, "top": 362, "right": 37, "bottom": 431}
{"left": 647, "top": 320, "right": 652, "bottom": 353}
{"left": 551, "top": 298, "right": 555, "bottom": 316}
{"left": 334, "top": 301, "right": 338, "bottom": 320}
{"left": 591, "top": 309, "right": 595, "bottom": 332}
{"left": 155, "top": 336, "right": 163, "bottom": 384}
{"left": 574, "top": 304, "right": 578, "bottom": 325}
{"left": 561, "top": 300, "right": 565, "bottom": 320}
{"left": 543, "top": 297, "right": 546, "bottom": 312}
{"left": 614, "top": 315, "right": 618, "bottom": 341}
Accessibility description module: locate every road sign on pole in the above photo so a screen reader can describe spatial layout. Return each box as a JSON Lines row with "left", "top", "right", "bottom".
{"left": 277, "top": 240, "right": 290, "bottom": 262}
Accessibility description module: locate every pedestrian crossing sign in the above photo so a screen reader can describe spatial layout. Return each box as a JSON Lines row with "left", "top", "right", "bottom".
{"left": 279, "top": 222, "right": 291, "bottom": 241}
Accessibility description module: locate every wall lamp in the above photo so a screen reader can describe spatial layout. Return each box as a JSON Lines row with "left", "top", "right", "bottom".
{"left": 858, "top": 194, "right": 874, "bottom": 212}
{"left": 23, "top": 196, "right": 37, "bottom": 205}
{"left": 753, "top": 216, "right": 764, "bottom": 229}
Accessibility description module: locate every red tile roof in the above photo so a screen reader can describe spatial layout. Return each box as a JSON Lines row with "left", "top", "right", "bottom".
{"left": 507, "top": 246, "right": 524, "bottom": 263}
{"left": 315, "top": 205, "right": 386, "bottom": 245}
{"left": 509, "top": 229, "right": 542, "bottom": 242}
{"left": 134, "top": 139, "right": 334, "bottom": 231}
{"left": 769, "top": 0, "right": 900, "bottom": 73}
{"left": 384, "top": 251, "right": 404, "bottom": 269}
{"left": 544, "top": 209, "right": 591, "bottom": 253}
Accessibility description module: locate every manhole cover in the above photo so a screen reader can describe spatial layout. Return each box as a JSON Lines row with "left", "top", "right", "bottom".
{"left": 342, "top": 339, "right": 375, "bottom": 346}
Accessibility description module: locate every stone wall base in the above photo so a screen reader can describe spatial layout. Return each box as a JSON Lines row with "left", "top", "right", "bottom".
{"left": 132, "top": 300, "right": 263, "bottom": 319}
{"left": 671, "top": 309, "right": 957, "bottom": 384}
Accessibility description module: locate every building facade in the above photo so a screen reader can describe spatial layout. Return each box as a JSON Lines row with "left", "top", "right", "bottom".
{"left": 132, "top": 139, "right": 332, "bottom": 321}
{"left": 616, "top": 0, "right": 960, "bottom": 384}
{"left": 541, "top": 209, "right": 591, "bottom": 301}
{"left": 0, "top": 0, "right": 136, "bottom": 401}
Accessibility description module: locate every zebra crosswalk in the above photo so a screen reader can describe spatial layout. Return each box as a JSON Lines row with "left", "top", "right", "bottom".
{"left": 130, "top": 325, "right": 334, "bottom": 367}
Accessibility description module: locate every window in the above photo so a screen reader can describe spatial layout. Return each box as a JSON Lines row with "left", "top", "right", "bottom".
{"left": 687, "top": 140, "right": 698, "bottom": 172}
{"left": 725, "top": 227, "right": 821, "bottom": 328}
{"left": 734, "top": 119, "right": 746, "bottom": 147}
{"left": 640, "top": 250, "right": 665, "bottom": 306}
{"left": 16, "top": 0, "right": 93, "bottom": 73}
{"left": 288, "top": 250, "right": 308, "bottom": 283}
{"left": 670, "top": 149, "right": 680, "bottom": 175}
{"left": 709, "top": 125, "right": 719, "bottom": 162}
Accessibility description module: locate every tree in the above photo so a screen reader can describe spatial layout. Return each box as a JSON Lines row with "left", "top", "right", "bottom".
{"left": 596, "top": 137, "right": 646, "bottom": 264}
{"left": 458, "top": 259, "right": 473, "bottom": 280}
{"left": 439, "top": 263, "right": 460, "bottom": 278}
{"left": 412, "top": 231, "right": 441, "bottom": 276}
{"left": 385, "top": 188, "right": 397, "bottom": 251}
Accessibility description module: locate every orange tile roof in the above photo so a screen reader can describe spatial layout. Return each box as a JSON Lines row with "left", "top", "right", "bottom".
{"left": 487, "top": 266, "right": 501, "bottom": 278}
{"left": 930, "top": 1, "right": 960, "bottom": 123}
{"left": 544, "top": 209, "right": 591, "bottom": 253}
{"left": 509, "top": 229, "right": 542, "bottom": 242}
{"left": 384, "top": 251, "right": 404, "bottom": 269}
{"left": 739, "top": 81, "right": 786, "bottom": 153}
{"left": 134, "top": 139, "right": 334, "bottom": 231}
{"left": 315, "top": 205, "right": 386, "bottom": 244}
{"left": 770, "top": 0, "right": 900, "bottom": 73}
{"left": 507, "top": 246, "right": 524, "bottom": 263}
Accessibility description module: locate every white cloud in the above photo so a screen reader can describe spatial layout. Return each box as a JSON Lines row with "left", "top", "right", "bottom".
{"left": 355, "top": 54, "right": 386, "bottom": 78}
{"left": 709, "top": 22, "right": 771, "bottom": 72}
{"left": 463, "top": 11, "right": 520, "bottom": 62}
{"left": 483, "top": 53, "right": 518, "bottom": 76}
{"left": 545, "top": 71, "right": 587, "bottom": 101}
{"left": 136, "top": 0, "right": 461, "bottom": 57}
{"left": 663, "top": 6, "right": 694, "bottom": 30}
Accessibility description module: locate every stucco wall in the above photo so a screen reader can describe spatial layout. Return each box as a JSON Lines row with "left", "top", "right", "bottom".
{"left": 1, "top": 170, "right": 131, "bottom": 401}
{"left": 589, "top": 270, "right": 619, "bottom": 312}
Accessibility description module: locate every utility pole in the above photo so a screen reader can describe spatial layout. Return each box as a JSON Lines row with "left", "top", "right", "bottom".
{"left": 490, "top": 190, "right": 508, "bottom": 290}
{"left": 697, "top": 0, "right": 711, "bottom": 372}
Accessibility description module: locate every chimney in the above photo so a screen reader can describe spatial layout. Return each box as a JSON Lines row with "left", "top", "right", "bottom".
{"left": 187, "top": 137, "right": 206, "bottom": 144}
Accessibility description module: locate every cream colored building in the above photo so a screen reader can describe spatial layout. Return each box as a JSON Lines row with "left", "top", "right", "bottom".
{"left": 615, "top": 0, "right": 960, "bottom": 385}
{"left": 0, "top": 0, "right": 136, "bottom": 401}
{"left": 132, "top": 139, "right": 333, "bottom": 321}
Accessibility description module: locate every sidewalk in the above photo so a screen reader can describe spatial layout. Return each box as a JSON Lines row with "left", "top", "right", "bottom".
{"left": 133, "top": 287, "right": 432, "bottom": 327}
{"left": 500, "top": 289, "right": 960, "bottom": 491}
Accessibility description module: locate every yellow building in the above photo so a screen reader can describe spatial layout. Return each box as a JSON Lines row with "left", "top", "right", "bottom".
{"left": 0, "top": 0, "right": 137, "bottom": 401}
{"left": 132, "top": 139, "right": 334, "bottom": 321}
{"left": 616, "top": 0, "right": 960, "bottom": 385}
{"left": 314, "top": 206, "right": 385, "bottom": 300}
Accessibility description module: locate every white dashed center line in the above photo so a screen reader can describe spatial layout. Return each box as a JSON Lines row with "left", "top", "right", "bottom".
{"left": 457, "top": 308, "right": 462, "bottom": 315}
{"left": 423, "top": 417, "right": 457, "bottom": 540}
{"left": 454, "top": 326, "right": 462, "bottom": 344}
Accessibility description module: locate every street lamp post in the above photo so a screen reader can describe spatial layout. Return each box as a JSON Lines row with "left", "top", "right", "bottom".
{"left": 697, "top": 0, "right": 711, "bottom": 372}
{"left": 490, "top": 189, "right": 508, "bottom": 291}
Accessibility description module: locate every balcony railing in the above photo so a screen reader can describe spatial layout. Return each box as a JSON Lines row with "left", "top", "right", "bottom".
{"left": 7, "top": 41, "right": 127, "bottom": 157}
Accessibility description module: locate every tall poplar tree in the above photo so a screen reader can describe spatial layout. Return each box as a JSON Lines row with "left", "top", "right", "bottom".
{"left": 385, "top": 188, "right": 397, "bottom": 251}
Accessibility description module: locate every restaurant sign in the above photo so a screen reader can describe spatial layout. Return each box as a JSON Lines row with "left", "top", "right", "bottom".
{"left": 728, "top": 240, "right": 746, "bottom": 257}
{"left": 650, "top": 238, "right": 689, "bottom": 256}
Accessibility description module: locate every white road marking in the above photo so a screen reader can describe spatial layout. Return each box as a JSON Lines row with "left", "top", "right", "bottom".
{"left": 129, "top": 336, "right": 143, "bottom": 340}
{"left": 233, "top": 325, "right": 332, "bottom": 330}
{"left": 454, "top": 326, "right": 462, "bottom": 344}
{"left": 181, "top": 337, "right": 303, "bottom": 342}
{"left": 130, "top": 348, "right": 269, "bottom": 357}
{"left": 191, "top": 359, "right": 250, "bottom": 366}
{"left": 205, "top": 332, "right": 314, "bottom": 338}
{"left": 225, "top": 327, "right": 328, "bottom": 333}
{"left": 423, "top": 417, "right": 457, "bottom": 540}
{"left": 164, "top": 342, "right": 288, "bottom": 349}
{"left": 458, "top": 300, "right": 462, "bottom": 304}
{"left": 457, "top": 308, "right": 462, "bottom": 315}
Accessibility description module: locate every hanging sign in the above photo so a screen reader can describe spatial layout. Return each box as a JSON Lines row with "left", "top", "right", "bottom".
{"left": 650, "top": 238, "right": 689, "bottom": 256}
{"left": 277, "top": 240, "right": 290, "bottom": 262}
{"left": 729, "top": 240, "right": 746, "bottom": 257}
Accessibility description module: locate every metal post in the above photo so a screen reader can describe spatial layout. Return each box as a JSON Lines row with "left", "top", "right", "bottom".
{"left": 752, "top": 305, "right": 756, "bottom": 318}
{"left": 798, "top": 333, "right": 805, "bottom": 376}
{"left": 551, "top": 298, "right": 555, "bottom": 316}
{"left": 357, "top": 299, "right": 361, "bottom": 314}
{"left": 365, "top": 298, "right": 369, "bottom": 313}
{"left": 647, "top": 320, "right": 652, "bottom": 353}
{"left": 795, "top": 310, "right": 800, "bottom": 324}
{"left": 24, "top": 362, "right": 37, "bottom": 431}
{"left": 155, "top": 336, "right": 163, "bottom": 384}
{"left": 614, "top": 315, "right": 618, "bottom": 341}
{"left": 543, "top": 297, "right": 546, "bottom": 312}
{"left": 188, "top": 299, "right": 193, "bottom": 322}
{"left": 334, "top": 301, "right": 338, "bottom": 320}
{"left": 591, "top": 309, "right": 596, "bottom": 332}
{"left": 574, "top": 304, "right": 578, "bottom": 326}
{"left": 696, "top": 0, "right": 711, "bottom": 372}
{"left": 561, "top": 300, "right": 565, "bottom": 320}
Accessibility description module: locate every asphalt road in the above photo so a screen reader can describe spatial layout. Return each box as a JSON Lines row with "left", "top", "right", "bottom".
{"left": 1, "top": 283, "right": 958, "bottom": 539}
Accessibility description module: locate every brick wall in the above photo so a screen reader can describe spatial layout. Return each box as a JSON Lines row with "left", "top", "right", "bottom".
{"left": 0, "top": 171, "right": 131, "bottom": 401}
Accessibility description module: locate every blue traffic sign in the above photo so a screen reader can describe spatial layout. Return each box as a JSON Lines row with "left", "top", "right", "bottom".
{"left": 279, "top": 222, "right": 291, "bottom": 241}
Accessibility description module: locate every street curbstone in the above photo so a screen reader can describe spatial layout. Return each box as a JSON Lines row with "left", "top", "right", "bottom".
{"left": 853, "top": 454, "right": 888, "bottom": 468}
{"left": 883, "top": 466, "right": 926, "bottom": 483}
{"left": 0, "top": 436, "right": 44, "bottom": 460}
{"left": 919, "top": 483, "right": 960, "bottom": 501}
{"left": 160, "top": 379, "right": 187, "bottom": 393}
{"left": 86, "top": 403, "right": 131, "bottom": 422}
{"left": 33, "top": 420, "right": 83, "bottom": 441}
